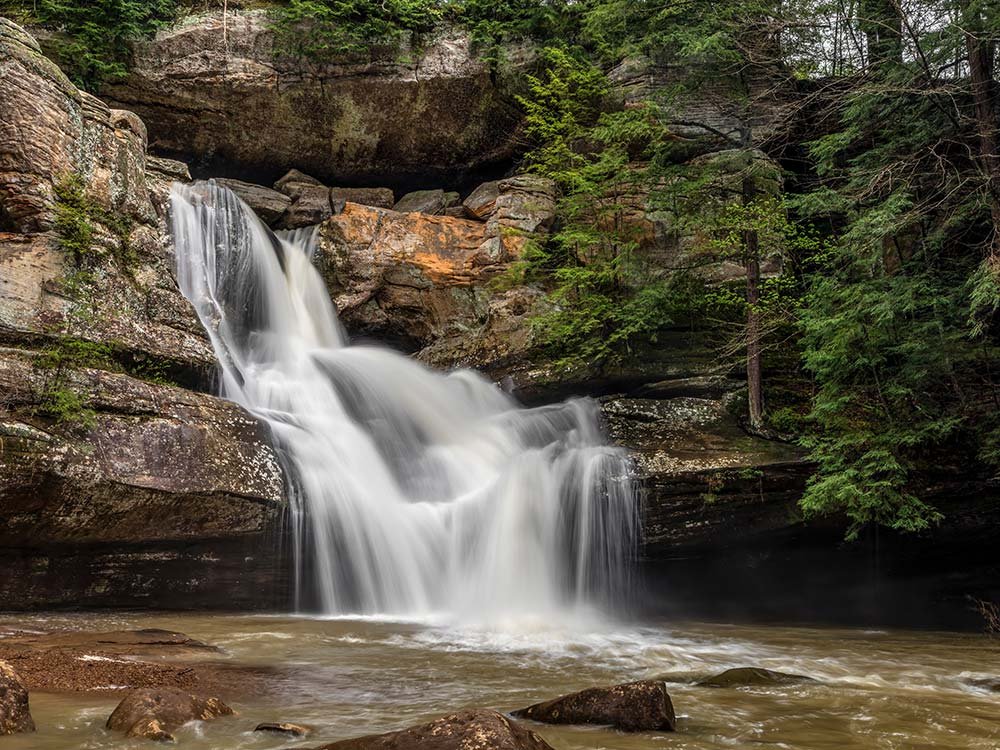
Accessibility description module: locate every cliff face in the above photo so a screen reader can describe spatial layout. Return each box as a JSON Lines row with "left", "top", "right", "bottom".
{"left": 0, "top": 18, "right": 290, "bottom": 610}
{"left": 100, "top": 11, "right": 525, "bottom": 187}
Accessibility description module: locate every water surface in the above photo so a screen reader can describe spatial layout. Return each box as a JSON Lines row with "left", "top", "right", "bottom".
{"left": 2, "top": 612, "right": 998, "bottom": 749}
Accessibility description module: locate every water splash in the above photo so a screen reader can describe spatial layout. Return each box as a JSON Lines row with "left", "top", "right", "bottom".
{"left": 170, "top": 181, "right": 639, "bottom": 619}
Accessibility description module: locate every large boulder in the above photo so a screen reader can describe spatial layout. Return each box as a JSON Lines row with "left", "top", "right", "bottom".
{"left": 107, "top": 687, "right": 234, "bottom": 742}
{"left": 316, "top": 202, "right": 532, "bottom": 355}
{"left": 101, "top": 11, "right": 525, "bottom": 186}
{"left": 0, "top": 661, "right": 35, "bottom": 735}
{"left": 393, "top": 189, "right": 448, "bottom": 215}
{"left": 312, "top": 710, "right": 553, "bottom": 750}
{"left": 513, "top": 680, "right": 676, "bottom": 732}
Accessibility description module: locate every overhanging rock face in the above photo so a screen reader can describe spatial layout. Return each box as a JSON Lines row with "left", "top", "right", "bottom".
{"left": 101, "top": 11, "right": 526, "bottom": 187}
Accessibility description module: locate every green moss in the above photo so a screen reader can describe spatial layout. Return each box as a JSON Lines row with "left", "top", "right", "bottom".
{"left": 52, "top": 173, "right": 138, "bottom": 286}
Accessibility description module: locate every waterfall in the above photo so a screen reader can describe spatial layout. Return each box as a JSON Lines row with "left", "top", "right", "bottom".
{"left": 170, "top": 181, "right": 639, "bottom": 619}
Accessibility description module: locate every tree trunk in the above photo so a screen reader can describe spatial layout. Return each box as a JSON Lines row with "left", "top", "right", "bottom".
{"left": 743, "top": 175, "right": 764, "bottom": 432}
{"left": 860, "top": 0, "right": 903, "bottom": 67}
{"left": 965, "top": 24, "right": 1000, "bottom": 265}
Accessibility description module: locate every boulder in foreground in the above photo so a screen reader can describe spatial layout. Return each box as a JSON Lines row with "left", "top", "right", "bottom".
{"left": 513, "top": 680, "right": 675, "bottom": 732}
{"left": 107, "top": 687, "right": 234, "bottom": 741}
{"left": 0, "top": 660, "right": 35, "bottom": 735}
{"left": 313, "top": 709, "right": 553, "bottom": 750}
{"left": 697, "top": 667, "right": 816, "bottom": 688}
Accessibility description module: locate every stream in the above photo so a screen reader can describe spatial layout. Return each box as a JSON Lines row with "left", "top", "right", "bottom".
{"left": 2, "top": 612, "right": 998, "bottom": 749}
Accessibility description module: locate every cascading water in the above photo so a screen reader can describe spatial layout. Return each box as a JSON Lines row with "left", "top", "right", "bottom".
{"left": 170, "top": 181, "right": 639, "bottom": 619}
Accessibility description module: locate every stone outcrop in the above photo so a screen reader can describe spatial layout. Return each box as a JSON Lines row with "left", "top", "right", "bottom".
{"left": 107, "top": 687, "right": 234, "bottom": 742}
{"left": 101, "top": 11, "right": 526, "bottom": 187}
{"left": 0, "top": 629, "right": 276, "bottom": 697}
{"left": 314, "top": 175, "right": 556, "bottom": 367}
{"left": 312, "top": 710, "right": 554, "bottom": 750}
{"left": 0, "top": 18, "right": 290, "bottom": 610}
{"left": 514, "top": 680, "right": 676, "bottom": 732}
{"left": 0, "top": 661, "right": 35, "bottom": 735}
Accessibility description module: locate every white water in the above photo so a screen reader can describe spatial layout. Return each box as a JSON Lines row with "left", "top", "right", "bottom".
{"left": 170, "top": 181, "right": 639, "bottom": 619}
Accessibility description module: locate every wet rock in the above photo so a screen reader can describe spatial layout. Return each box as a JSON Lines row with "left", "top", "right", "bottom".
{"left": 394, "top": 189, "right": 448, "bottom": 215}
{"left": 255, "top": 721, "right": 311, "bottom": 736}
{"left": 101, "top": 12, "right": 525, "bottom": 186}
{"left": 107, "top": 687, "right": 234, "bottom": 741}
{"left": 513, "top": 680, "right": 676, "bottom": 732}
{"left": 697, "top": 667, "right": 816, "bottom": 688}
{"left": 0, "top": 660, "right": 35, "bottom": 735}
{"left": 313, "top": 709, "right": 553, "bottom": 750}
{"left": 0, "top": 628, "right": 276, "bottom": 697}
{"left": 214, "top": 178, "right": 292, "bottom": 224}
{"left": 330, "top": 187, "right": 395, "bottom": 209}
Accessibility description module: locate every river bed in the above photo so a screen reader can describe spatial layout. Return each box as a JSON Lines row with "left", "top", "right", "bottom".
{"left": 1, "top": 612, "right": 998, "bottom": 749}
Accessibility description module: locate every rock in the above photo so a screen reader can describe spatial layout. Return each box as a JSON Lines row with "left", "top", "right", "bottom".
{"left": 513, "top": 680, "right": 676, "bottom": 732}
{"left": 107, "top": 687, "right": 234, "bottom": 741}
{"left": 0, "top": 17, "right": 214, "bottom": 378}
{"left": 486, "top": 175, "right": 557, "bottom": 235}
{"left": 281, "top": 185, "right": 342, "bottom": 228}
{"left": 393, "top": 189, "right": 448, "bottom": 215}
{"left": 330, "top": 187, "right": 395, "bottom": 209}
{"left": 0, "top": 629, "right": 278, "bottom": 697}
{"left": 462, "top": 180, "right": 501, "bottom": 219}
{"left": 696, "top": 668, "right": 816, "bottom": 688}
{"left": 275, "top": 169, "right": 324, "bottom": 194}
{"left": 255, "top": 721, "right": 311, "bottom": 736}
{"left": 316, "top": 203, "right": 531, "bottom": 352}
{"left": 0, "top": 21, "right": 289, "bottom": 616}
{"left": 0, "top": 661, "right": 35, "bottom": 735}
{"left": 462, "top": 176, "right": 557, "bottom": 234}
{"left": 147, "top": 155, "right": 192, "bottom": 183}
{"left": 101, "top": 12, "right": 525, "bottom": 186}
{"left": 312, "top": 709, "right": 553, "bottom": 750}
{"left": 443, "top": 191, "right": 461, "bottom": 208}
{"left": 214, "top": 178, "right": 292, "bottom": 224}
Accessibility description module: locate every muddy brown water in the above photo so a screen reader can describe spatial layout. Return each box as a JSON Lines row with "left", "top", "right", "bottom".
{"left": 1, "top": 612, "right": 998, "bottom": 749}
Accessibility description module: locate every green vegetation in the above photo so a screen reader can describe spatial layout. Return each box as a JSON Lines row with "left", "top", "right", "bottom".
{"left": 53, "top": 174, "right": 136, "bottom": 279}
{"left": 270, "top": 0, "right": 442, "bottom": 60}
{"left": 33, "top": 338, "right": 113, "bottom": 426}
{"left": 0, "top": 0, "right": 177, "bottom": 89}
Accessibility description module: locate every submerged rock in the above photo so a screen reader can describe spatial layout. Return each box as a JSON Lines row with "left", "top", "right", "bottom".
{"left": 697, "top": 667, "right": 816, "bottom": 688}
{"left": 0, "top": 661, "right": 35, "bottom": 735}
{"left": 0, "top": 628, "right": 275, "bottom": 697}
{"left": 312, "top": 709, "right": 553, "bottom": 750}
{"left": 107, "top": 687, "right": 234, "bottom": 741}
{"left": 255, "top": 721, "right": 311, "bottom": 736}
{"left": 513, "top": 680, "right": 676, "bottom": 732}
